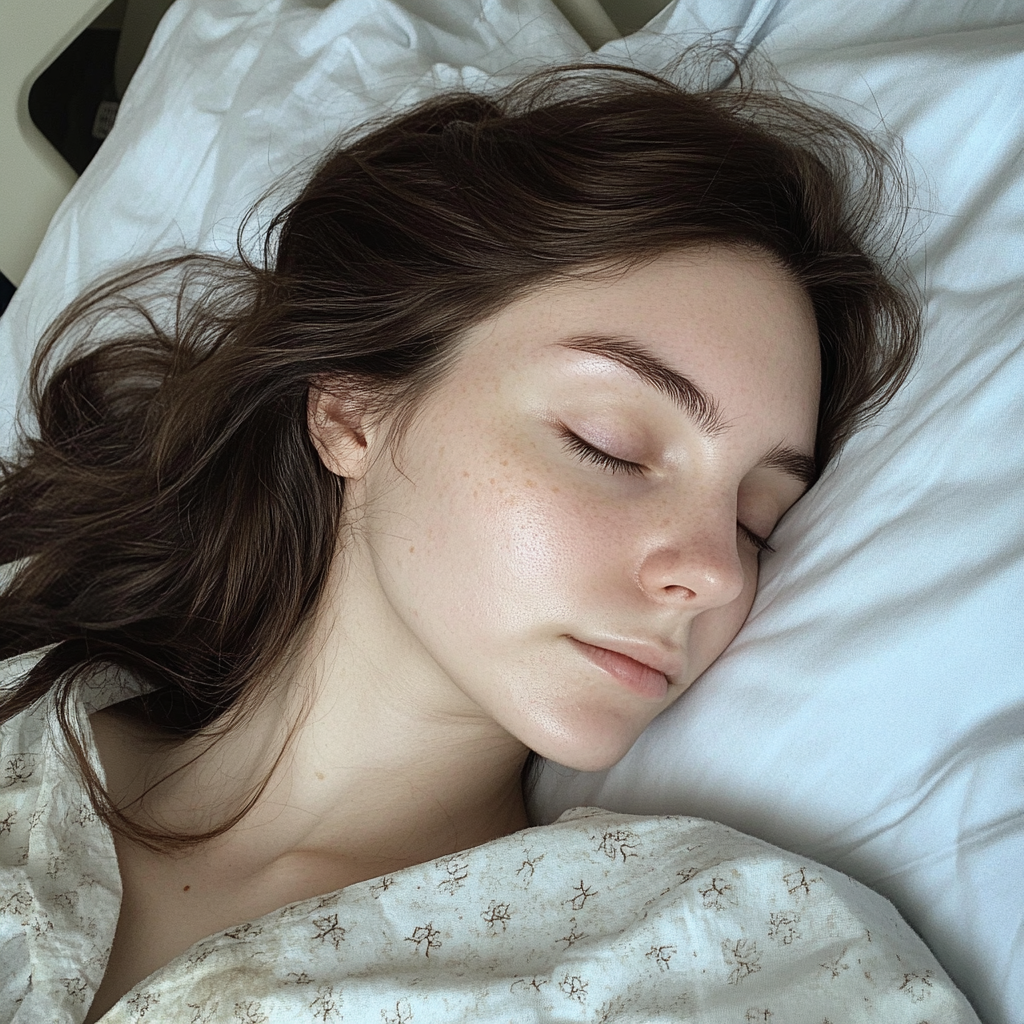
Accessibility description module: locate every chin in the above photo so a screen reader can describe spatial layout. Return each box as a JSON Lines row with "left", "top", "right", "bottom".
{"left": 508, "top": 669, "right": 678, "bottom": 774}
{"left": 532, "top": 726, "right": 646, "bottom": 775}
{"left": 560, "top": 751, "right": 632, "bottom": 774}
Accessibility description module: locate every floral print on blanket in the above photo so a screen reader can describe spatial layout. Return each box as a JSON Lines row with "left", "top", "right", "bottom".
{"left": 0, "top": 655, "right": 981, "bottom": 1023}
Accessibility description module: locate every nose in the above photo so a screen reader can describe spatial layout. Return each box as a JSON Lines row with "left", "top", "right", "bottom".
{"left": 634, "top": 500, "right": 748, "bottom": 609}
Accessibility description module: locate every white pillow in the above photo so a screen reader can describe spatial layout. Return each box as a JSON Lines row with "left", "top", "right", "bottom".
{"left": 0, "top": 2, "right": 1020, "bottom": 1022}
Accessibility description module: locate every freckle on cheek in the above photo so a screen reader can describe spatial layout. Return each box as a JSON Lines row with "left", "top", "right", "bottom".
{"left": 409, "top": 546, "right": 415, "bottom": 553}
{"left": 489, "top": 478, "right": 496, "bottom": 485}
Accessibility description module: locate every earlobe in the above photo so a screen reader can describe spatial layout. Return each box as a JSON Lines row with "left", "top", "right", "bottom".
{"left": 307, "top": 385, "right": 371, "bottom": 479}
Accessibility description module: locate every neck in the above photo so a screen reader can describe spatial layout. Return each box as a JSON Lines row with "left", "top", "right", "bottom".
{"left": 92, "top": 604, "right": 533, "bottom": 878}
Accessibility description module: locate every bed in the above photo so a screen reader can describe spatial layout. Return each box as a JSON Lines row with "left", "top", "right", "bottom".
{"left": 0, "top": 1, "right": 1021, "bottom": 1021}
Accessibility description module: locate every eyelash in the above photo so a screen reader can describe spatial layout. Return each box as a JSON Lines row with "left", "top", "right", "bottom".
{"left": 557, "top": 426, "right": 776, "bottom": 554}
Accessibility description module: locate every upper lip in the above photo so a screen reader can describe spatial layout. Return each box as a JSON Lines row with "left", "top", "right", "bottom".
{"left": 573, "top": 636, "right": 685, "bottom": 677}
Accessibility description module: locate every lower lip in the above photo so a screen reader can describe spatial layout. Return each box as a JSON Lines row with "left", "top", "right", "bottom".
{"left": 569, "top": 638, "right": 669, "bottom": 701}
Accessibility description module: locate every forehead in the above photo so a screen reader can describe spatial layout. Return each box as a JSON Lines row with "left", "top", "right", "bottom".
{"left": 455, "top": 248, "right": 820, "bottom": 429}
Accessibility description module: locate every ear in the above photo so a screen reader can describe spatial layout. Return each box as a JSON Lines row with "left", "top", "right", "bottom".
{"left": 307, "top": 383, "right": 374, "bottom": 479}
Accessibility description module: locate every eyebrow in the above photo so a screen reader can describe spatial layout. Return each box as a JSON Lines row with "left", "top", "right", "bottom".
{"left": 556, "top": 334, "right": 819, "bottom": 488}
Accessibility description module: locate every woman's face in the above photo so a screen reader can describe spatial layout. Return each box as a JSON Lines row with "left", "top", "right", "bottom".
{"left": 334, "top": 248, "right": 820, "bottom": 773}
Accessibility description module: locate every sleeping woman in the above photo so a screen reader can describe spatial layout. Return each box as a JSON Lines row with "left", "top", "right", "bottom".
{"left": 0, "top": 62, "right": 981, "bottom": 1022}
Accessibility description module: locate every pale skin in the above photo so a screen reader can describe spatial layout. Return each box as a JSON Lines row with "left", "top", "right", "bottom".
{"left": 85, "top": 247, "right": 820, "bottom": 1020}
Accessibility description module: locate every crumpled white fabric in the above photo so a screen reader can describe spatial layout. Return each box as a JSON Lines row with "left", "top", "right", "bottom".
{"left": 1, "top": 652, "right": 980, "bottom": 1023}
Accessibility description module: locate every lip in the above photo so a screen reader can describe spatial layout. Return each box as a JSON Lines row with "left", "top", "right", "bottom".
{"left": 571, "top": 636, "right": 684, "bottom": 676}
{"left": 569, "top": 637, "right": 677, "bottom": 701}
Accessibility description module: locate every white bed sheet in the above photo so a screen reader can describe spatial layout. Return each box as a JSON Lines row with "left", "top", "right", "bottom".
{"left": 0, "top": 1, "right": 1020, "bottom": 1021}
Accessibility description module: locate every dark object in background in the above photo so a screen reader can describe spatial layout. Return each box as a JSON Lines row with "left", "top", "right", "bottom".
{"left": 0, "top": 273, "right": 14, "bottom": 319}
{"left": 28, "top": 26, "right": 120, "bottom": 177}
{"left": 4, "top": 22, "right": 122, "bottom": 319}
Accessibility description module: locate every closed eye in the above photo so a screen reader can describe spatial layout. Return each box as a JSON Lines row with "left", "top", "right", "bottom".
{"left": 739, "top": 524, "right": 775, "bottom": 554}
{"left": 558, "top": 425, "right": 776, "bottom": 554}
{"left": 558, "top": 426, "right": 646, "bottom": 477}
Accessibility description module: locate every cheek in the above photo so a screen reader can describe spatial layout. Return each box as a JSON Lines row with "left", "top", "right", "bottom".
{"left": 369, "top": 442, "right": 598, "bottom": 640}
{"left": 441, "top": 466, "right": 601, "bottom": 630}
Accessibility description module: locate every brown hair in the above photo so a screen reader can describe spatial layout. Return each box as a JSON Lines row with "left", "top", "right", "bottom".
{"left": 0, "top": 58, "right": 920, "bottom": 850}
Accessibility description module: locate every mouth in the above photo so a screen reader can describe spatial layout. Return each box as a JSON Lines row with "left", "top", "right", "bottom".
{"left": 568, "top": 637, "right": 670, "bottom": 702}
